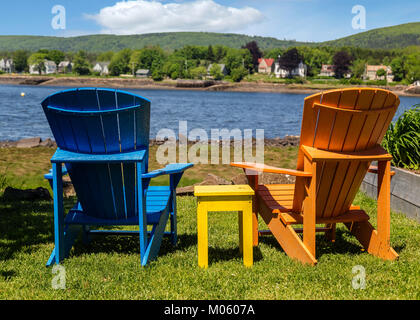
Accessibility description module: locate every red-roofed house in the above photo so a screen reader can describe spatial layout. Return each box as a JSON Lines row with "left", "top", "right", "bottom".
{"left": 258, "top": 58, "right": 275, "bottom": 74}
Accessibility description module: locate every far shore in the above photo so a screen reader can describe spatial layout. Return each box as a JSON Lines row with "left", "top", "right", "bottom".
{"left": 0, "top": 74, "right": 419, "bottom": 97}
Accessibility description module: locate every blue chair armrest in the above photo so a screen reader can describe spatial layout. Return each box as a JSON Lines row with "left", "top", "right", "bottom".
{"left": 142, "top": 163, "right": 194, "bottom": 179}
{"left": 44, "top": 166, "right": 68, "bottom": 181}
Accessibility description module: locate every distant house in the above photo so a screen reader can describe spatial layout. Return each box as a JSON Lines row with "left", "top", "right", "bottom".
{"left": 274, "top": 56, "right": 307, "bottom": 78}
{"left": 364, "top": 64, "right": 394, "bottom": 82}
{"left": 413, "top": 80, "right": 420, "bottom": 86}
{"left": 207, "top": 64, "right": 227, "bottom": 77}
{"left": 319, "top": 64, "right": 351, "bottom": 78}
{"left": 319, "top": 64, "right": 335, "bottom": 77}
{"left": 136, "top": 69, "right": 151, "bottom": 78}
{"left": 0, "top": 58, "right": 14, "bottom": 73}
{"left": 58, "top": 61, "right": 73, "bottom": 73}
{"left": 257, "top": 58, "right": 275, "bottom": 74}
{"left": 93, "top": 62, "right": 110, "bottom": 75}
{"left": 29, "top": 60, "right": 56, "bottom": 74}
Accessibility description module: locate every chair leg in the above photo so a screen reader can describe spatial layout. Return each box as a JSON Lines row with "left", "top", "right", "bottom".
{"left": 345, "top": 221, "right": 398, "bottom": 260}
{"left": 170, "top": 208, "right": 177, "bottom": 246}
{"left": 46, "top": 224, "right": 82, "bottom": 267}
{"left": 141, "top": 210, "right": 170, "bottom": 266}
{"left": 325, "top": 223, "right": 336, "bottom": 242}
{"left": 347, "top": 160, "right": 399, "bottom": 261}
{"left": 258, "top": 203, "right": 317, "bottom": 265}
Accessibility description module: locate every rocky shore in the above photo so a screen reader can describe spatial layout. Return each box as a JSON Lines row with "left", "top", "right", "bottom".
{"left": 1, "top": 74, "right": 419, "bottom": 97}
{"left": 0, "top": 135, "right": 300, "bottom": 149}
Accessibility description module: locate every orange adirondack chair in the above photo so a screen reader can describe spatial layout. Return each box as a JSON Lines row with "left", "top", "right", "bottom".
{"left": 232, "top": 88, "right": 400, "bottom": 265}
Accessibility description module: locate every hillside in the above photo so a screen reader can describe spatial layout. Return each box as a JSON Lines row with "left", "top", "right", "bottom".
{"left": 0, "top": 32, "right": 309, "bottom": 53}
{"left": 323, "top": 22, "right": 420, "bottom": 49}
{"left": 0, "top": 22, "right": 418, "bottom": 52}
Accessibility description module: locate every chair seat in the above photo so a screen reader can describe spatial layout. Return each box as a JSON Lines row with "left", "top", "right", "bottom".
{"left": 257, "top": 184, "right": 370, "bottom": 225}
{"left": 257, "top": 184, "right": 295, "bottom": 213}
{"left": 65, "top": 186, "right": 171, "bottom": 226}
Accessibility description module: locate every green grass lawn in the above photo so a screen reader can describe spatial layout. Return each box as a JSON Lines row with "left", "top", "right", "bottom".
{"left": 0, "top": 147, "right": 419, "bottom": 299}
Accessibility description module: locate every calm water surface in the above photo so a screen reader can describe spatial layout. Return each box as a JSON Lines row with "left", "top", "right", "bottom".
{"left": 0, "top": 84, "right": 419, "bottom": 141}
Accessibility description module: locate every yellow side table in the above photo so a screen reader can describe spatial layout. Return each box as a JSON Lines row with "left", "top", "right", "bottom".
{"left": 194, "top": 185, "right": 255, "bottom": 268}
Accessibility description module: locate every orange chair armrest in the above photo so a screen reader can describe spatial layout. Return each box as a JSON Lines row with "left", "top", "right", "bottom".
{"left": 230, "top": 162, "right": 312, "bottom": 177}
{"left": 301, "top": 145, "right": 393, "bottom": 162}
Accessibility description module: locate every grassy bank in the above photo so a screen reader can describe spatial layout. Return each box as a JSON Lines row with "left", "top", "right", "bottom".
{"left": 0, "top": 146, "right": 419, "bottom": 299}
{"left": 0, "top": 74, "right": 418, "bottom": 97}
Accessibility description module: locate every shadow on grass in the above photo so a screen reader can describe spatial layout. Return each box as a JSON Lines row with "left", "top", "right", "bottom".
{"left": 0, "top": 199, "right": 54, "bottom": 261}
{"left": 208, "top": 246, "right": 263, "bottom": 265}
{"left": 257, "top": 228, "right": 389, "bottom": 259}
{"left": 72, "top": 233, "right": 197, "bottom": 260}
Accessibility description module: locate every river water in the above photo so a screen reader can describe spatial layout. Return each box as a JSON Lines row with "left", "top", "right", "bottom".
{"left": 0, "top": 84, "right": 419, "bottom": 141}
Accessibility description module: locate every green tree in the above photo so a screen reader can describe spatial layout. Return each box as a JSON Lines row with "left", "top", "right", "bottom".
{"left": 376, "top": 68, "right": 387, "bottom": 82}
{"left": 190, "top": 66, "right": 207, "bottom": 79}
{"left": 209, "top": 64, "right": 224, "bottom": 80}
{"left": 28, "top": 53, "right": 47, "bottom": 74}
{"left": 97, "top": 51, "right": 114, "bottom": 62}
{"left": 390, "top": 57, "right": 405, "bottom": 82}
{"left": 109, "top": 48, "right": 132, "bottom": 76}
{"left": 224, "top": 48, "right": 252, "bottom": 74}
{"left": 351, "top": 59, "right": 367, "bottom": 79}
{"left": 12, "top": 50, "right": 29, "bottom": 73}
{"left": 230, "top": 66, "right": 248, "bottom": 82}
{"left": 48, "top": 49, "right": 65, "bottom": 70}
{"left": 73, "top": 51, "right": 91, "bottom": 75}
{"left": 206, "top": 45, "right": 215, "bottom": 62}
{"left": 404, "top": 53, "right": 420, "bottom": 83}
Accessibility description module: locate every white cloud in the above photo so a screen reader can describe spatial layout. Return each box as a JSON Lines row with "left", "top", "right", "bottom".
{"left": 86, "top": 0, "right": 264, "bottom": 35}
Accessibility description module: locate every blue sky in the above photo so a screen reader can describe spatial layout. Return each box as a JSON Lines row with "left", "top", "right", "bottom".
{"left": 1, "top": 0, "right": 419, "bottom": 42}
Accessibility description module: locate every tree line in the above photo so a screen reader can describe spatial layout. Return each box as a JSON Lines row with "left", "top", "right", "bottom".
{"left": 1, "top": 42, "right": 419, "bottom": 83}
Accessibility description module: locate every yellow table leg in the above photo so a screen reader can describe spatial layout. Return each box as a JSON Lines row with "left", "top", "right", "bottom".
{"left": 238, "top": 211, "right": 243, "bottom": 254}
{"left": 242, "top": 205, "right": 253, "bottom": 267}
{"left": 197, "top": 201, "right": 208, "bottom": 268}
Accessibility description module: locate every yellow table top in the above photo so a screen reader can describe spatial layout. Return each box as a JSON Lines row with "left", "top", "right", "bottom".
{"left": 194, "top": 185, "right": 254, "bottom": 197}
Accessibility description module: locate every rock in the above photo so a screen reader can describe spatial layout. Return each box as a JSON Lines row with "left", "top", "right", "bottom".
{"left": 3, "top": 187, "right": 51, "bottom": 201}
{"left": 39, "top": 138, "right": 56, "bottom": 148}
{"left": 176, "top": 186, "right": 194, "bottom": 196}
{"left": 231, "top": 174, "right": 248, "bottom": 185}
{"left": 16, "top": 137, "right": 42, "bottom": 148}
{"left": 62, "top": 176, "right": 76, "bottom": 197}
{"left": 231, "top": 172, "right": 295, "bottom": 185}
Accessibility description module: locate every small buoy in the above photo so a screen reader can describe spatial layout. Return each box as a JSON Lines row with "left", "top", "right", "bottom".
{"left": 21, "top": 92, "right": 25, "bottom": 97}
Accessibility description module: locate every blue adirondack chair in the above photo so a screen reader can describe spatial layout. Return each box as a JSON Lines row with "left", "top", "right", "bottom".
{"left": 42, "top": 88, "right": 192, "bottom": 266}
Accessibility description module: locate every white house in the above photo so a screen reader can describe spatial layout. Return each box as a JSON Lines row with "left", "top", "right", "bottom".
{"left": 257, "top": 58, "right": 275, "bottom": 74}
{"left": 93, "top": 62, "right": 110, "bottom": 75}
{"left": 58, "top": 61, "right": 73, "bottom": 73}
{"left": 364, "top": 64, "right": 394, "bottom": 82}
{"left": 0, "top": 58, "right": 14, "bottom": 73}
{"left": 29, "top": 60, "right": 57, "bottom": 74}
{"left": 319, "top": 64, "right": 335, "bottom": 77}
{"left": 274, "top": 57, "right": 307, "bottom": 78}
{"left": 135, "top": 69, "right": 150, "bottom": 78}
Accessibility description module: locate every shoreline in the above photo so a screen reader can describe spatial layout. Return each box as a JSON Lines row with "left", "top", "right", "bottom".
{"left": 1, "top": 74, "right": 419, "bottom": 97}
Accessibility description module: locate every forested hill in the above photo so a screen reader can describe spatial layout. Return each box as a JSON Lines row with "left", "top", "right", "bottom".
{"left": 322, "top": 22, "right": 420, "bottom": 49}
{"left": 0, "top": 22, "right": 418, "bottom": 52}
{"left": 0, "top": 33, "right": 309, "bottom": 53}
